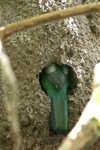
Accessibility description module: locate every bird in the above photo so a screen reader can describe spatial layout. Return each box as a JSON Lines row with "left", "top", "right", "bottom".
{"left": 40, "top": 63, "right": 69, "bottom": 135}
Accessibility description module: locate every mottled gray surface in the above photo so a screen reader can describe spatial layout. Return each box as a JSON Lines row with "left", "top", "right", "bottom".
{"left": 0, "top": 0, "right": 100, "bottom": 149}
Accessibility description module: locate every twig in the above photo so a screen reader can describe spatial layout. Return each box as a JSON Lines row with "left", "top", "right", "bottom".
{"left": 58, "top": 63, "right": 100, "bottom": 150}
{"left": 0, "top": 39, "right": 21, "bottom": 150}
{"left": 0, "top": 37, "right": 3, "bottom": 52}
{"left": 0, "top": 3, "right": 100, "bottom": 40}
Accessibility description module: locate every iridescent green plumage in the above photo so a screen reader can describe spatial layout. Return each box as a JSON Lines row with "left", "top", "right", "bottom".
{"left": 40, "top": 63, "right": 69, "bottom": 135}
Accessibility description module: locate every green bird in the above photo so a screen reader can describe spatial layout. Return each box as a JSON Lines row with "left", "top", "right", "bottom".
{"left": 40, "top": 63, "right": 69, "bottom": 135}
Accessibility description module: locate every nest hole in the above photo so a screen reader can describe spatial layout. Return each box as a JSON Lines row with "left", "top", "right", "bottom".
{"left": 39, "top": 63, "right": 78, "bottom": 96}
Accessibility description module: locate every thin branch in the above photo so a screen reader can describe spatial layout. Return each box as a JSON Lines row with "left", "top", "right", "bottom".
{"left": 58, "top": 63, "right": 100, "bottom": 150}
{"left": 0, "top": 39, "right": 21, "bottom": 150}
{"left": 0, "top": 3, "right": 100, "bottom": 40}
{"left": 0, "top": 37, "right": 3, "bottom": 52}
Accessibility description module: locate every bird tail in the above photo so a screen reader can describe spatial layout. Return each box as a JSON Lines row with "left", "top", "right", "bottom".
{"left": 50, "top": 97, "right": 69, "bottom": 135}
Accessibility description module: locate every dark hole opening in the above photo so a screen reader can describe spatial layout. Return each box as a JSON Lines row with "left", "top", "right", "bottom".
{"left": 39, "top": 63, "right": 78, "bottom": 95}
